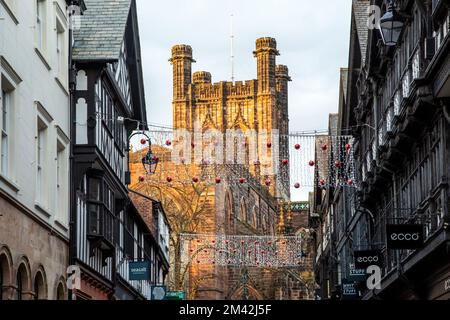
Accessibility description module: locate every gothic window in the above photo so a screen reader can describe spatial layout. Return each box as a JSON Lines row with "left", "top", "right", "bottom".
{"left": 225, "top": 192, "right": 234, "bottom": 232}
{"left": 239, "top": 199, "right": 247, "bottom": 222}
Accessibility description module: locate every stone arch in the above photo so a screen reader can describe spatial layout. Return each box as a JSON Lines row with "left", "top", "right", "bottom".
{"left": 0, "top": 245, "right": 14, "bottom": 300}
{"left": 15, "top": 256, "right": 32, "bottom": 300}
{"left": 229, "top": 284, "right": 264, "bottom": 300}
{"left": 225, "top": 190, "right": 234, "bottom": 232}
{"left": 33, "top": 265, "right": 48, "bottom": 300}
{"left": 54, "top": 275, "right": 67, "bottom": 300}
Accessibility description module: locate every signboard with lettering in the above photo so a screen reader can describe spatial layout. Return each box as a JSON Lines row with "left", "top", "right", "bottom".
{"left": 349, "top": 265, "right": 367, "bottom": 282}
{"left": 165, "top": 291, "right": 185, "bottom": 300}
{"left": 129, "top": 261, "right": 150, "bottom": 281}
{"left": 341, "top": 279, "right": 359, "bottom": 300}
{"left": 386, "top": 224, "right": 424, "bottom": 249}
{"left": 354, "top": 250, "right": 382, "bottom": 269}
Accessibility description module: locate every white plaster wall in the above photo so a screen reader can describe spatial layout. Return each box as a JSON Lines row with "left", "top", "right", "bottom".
{"left": 0, "top": 0, "right": 70, "bottom": 238}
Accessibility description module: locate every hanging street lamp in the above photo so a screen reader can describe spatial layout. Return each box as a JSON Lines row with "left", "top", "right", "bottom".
{"left": 379, "top": 0, "right": 404, "bottom": 47}
{"left": 128, "top": 130, "right": 159, "bottom": 175}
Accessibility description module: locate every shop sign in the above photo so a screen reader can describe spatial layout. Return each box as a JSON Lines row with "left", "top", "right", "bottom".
{"left": 129, "top": 261, "right": 150, "bottom": 281}
{"left": 354, "top": 250, "right": 382, "bottom": 269}
{"left": 386, "top": 224, "right": 424, "bottom": 249}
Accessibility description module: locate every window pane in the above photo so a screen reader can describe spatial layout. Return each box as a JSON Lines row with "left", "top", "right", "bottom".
{"left": 88, "top": 204, "right": 101, "bottom": 235}
{"left": 88, "top": 178, "right": 101, "bottom": 201}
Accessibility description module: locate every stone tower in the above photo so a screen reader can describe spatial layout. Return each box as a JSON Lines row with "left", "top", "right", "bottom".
{"left": 169, "top": 44, "right": 195, "bottom": 130}
{"left": 170, "top": 37, "right": 291, "bottom": 199}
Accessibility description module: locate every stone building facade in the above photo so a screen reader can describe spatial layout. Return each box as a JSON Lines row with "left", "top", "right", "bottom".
{"left": 0, "top": 0, "right": 71, "bottom": 300}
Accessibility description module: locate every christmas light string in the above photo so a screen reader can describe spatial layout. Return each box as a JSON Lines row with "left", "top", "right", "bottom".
{"left": 133, "top": 126, "right": 358, "bottom": 189}
{"left": 180, "top": 234, "right": 307, "bottom": 268}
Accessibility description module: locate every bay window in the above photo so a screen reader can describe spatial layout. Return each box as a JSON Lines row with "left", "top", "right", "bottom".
{"left": 86, "top": 173, "right": 115, "bottom": 245}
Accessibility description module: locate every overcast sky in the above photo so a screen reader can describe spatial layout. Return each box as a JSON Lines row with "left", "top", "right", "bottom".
{"left": 135, "top": 0, "right": 353, "bottom": 200}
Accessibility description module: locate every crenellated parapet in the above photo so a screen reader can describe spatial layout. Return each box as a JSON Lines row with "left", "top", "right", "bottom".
{"left": 254, "top": 37, "right": 280, "bottom": 56}
{"left": 276, "top": 65, "right": 291, "bottom": 81}
{"left": 170, "top": 44, "right": 195, "bottom": 62}
{"left": 193, "top": 71, "right": 212, "bottom": 84}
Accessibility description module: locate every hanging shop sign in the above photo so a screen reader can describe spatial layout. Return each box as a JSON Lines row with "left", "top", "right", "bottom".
{"left": 165, "top": 291, "right": 185, "bottom": 300}
{"left": 151, "top": 285, "right": 167, "bottom": 300}
{"left": 386, "top": 224, "right": 424, "bottom": 249}
{"left": 341, "top": 279, "right": 359, "bottom": 300}
{"left": 354, "top": 250, "right": 382, "bottom": 269}
{"left": 349, "top": 264, "right": 367, "bottom": 282}
{"left": 129, "top": 261, "right": 151, "bottom": 281}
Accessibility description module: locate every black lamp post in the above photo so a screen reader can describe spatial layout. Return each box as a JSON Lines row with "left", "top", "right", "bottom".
{"left": 379, "top": 0, "right": 404, "bottom": 46}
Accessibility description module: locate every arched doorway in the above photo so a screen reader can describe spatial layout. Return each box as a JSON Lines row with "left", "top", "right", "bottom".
{"left": 55, "top": 277, "right": 67, "bottom": 300}
{"left": 33, "top": 268, "right": 47, "bottom": 300}
{"left": 0, "top": 246, "right": 13, "bottom": 300}
{"left": 56, "top": 281, "right": 66, "bottom": 300}
{"left": 16, "top": 259, "right": 31, "bottom": 300}
{"left": 229, "top": 284, "right": 264, "bottom": 300}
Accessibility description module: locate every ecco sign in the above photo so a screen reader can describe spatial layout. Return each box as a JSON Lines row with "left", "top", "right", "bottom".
{"left": 354, "top": 250, "right": 382, "bottom": 269}
{"left": 386, "top": 224, "right": 424, "bottom": 249}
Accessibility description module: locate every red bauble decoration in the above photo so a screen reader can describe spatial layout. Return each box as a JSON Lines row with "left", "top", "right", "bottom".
{"left": 192, "top": 176, "right": 199, "bottom": 183}
{"left": 267, "top": 142, "right": 272, "bottom": 148}
{"left": 294, "top": 182, "right": 300, "bottom": 189}
{"left": 140, "top": 138, "right": 147, "bottom": 145}
{"left": 138, "top": 176, "right": 145, "bottom": 182}
{"left": 309, "top": 160, "right": 315, "bottom": 167}
{"left": 165, "top": 139, "right": 172, "bottom": 146}
{"left": 239, "top": 178, "right": 246, "bottom": 184}
{"left": 215, "top": 177, "right": 222, "bottom": 184}
{"left": 320, "top": 179, "right": 326, "bottom": 186}
{"left": 335, "top": 160, "right": 341, "bottom": 168}
{"left": 282, "top": 159, "right": 289, "bottom": 165}
{"left": 345, "top": 143, "right": 351, "bottom": 151}
{"left": 347, "top": 179, "right": 354, "bottom": 186}
{"left": 321, "top": 144, "right": 328, "bottom": 151}
{"left": 295, "top": 144, "right": 301, "bottom": 150}
{"left": 265, "top": 179, "right": 271, "bottom": 186}
{"left": 166, "top": 176, "right": 173, "bottom": 183}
